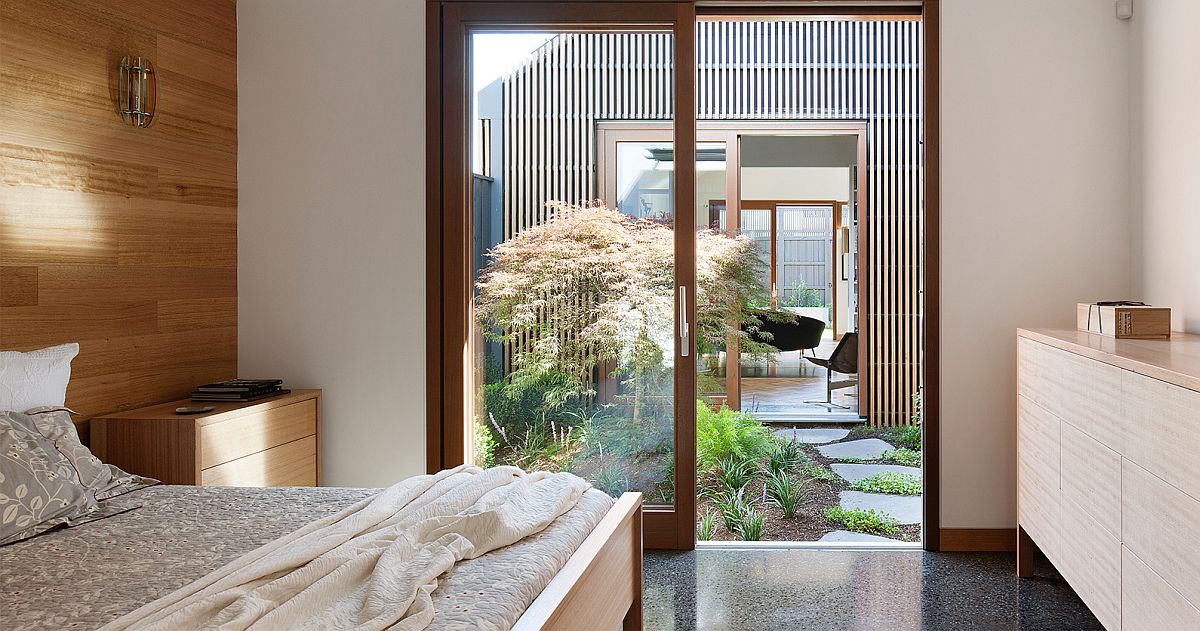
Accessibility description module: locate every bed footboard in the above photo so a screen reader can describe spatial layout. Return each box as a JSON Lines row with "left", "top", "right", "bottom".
{"left": 513, "top": 492, "right": 643, "bottom": 631}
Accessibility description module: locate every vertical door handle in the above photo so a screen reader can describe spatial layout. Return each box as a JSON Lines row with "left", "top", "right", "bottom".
{"left": 679, "top": 285, "right": 690, "bottom": 357}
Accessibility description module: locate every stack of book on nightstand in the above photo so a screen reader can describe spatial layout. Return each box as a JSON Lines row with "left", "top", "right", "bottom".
{"left": 190, "top": 379, "right": 289, "bottom": 402}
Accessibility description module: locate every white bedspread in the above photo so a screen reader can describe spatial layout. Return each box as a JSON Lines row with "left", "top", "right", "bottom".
{"left": 101, "top": 465, "right": 590, "bottom": 631}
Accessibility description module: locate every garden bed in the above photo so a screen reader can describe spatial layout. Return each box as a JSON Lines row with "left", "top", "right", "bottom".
{"left": 696, "top": 416, "right": 922, "bottom": 544}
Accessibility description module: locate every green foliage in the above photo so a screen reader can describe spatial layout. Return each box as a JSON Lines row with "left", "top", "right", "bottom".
{"left": 768, "top": 439, "right": 806, "bottom": 477}
{"left": 882, "top": 447, "right": 921, "bottom": 467}
{"left": 778, "top": 278, "right": 824, "bottom": 308}
{"left": 593, "top": 464, "right": 630, "bottom": 497}
{"left": 835, "top": 456, "right": 870, "bottom": 464}
{"left": 824, "top": 506, "right": 900, "bottom": 536}
{"left": 698, "top": 510, "right": 718, "bottom": 541}
{"left": 715, "top": 488, "right": 753, "bottom": 535}
{"left": 802, "top": 463, "right": 842, "bottom": 486}
{"left": 474, "top": 418, "right": 497, "bottom": 468}
{"left": 696, "top": 402, "right": 774, "bottom": 467}
{"left": 899, "top": 424, "right": 922, "bottom": 450}
{"left": 739, "top": 508, "right": 765, "bottom": 541}
{"left": 851, "top": 471, "right": 922, "bottom": 496}
{"left": 766, "top": 471, "right": 805, "bottom": 518}
{"left": 717, "top": 455, "right": 758, "bottom": 495}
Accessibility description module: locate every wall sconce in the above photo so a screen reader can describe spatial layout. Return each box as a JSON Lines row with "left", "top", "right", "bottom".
{"left": 117, "top": 56, "right": 157, "bottom": 128}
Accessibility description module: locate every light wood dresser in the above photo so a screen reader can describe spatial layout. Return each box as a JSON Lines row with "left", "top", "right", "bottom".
{"left": 92, "top": 389, "right": 322, "bottom": 487}
{"left": 1018, "top": 329, "right": 1200, "bottom": 631}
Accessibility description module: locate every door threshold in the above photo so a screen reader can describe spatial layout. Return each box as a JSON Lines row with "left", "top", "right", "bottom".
{"left": 695, "top": 540, "right": 922, "bottom": 551}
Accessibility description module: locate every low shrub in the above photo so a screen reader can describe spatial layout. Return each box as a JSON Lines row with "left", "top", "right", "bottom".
{"left": 474, "top": 417, "right": 497, "bottom": 468}
{"left": 697, "top": 401, "right": 774, "bottom": 467}
{"left": 824, "top": 506, "right": 899, "bottom": 536}
{"left": 766, "top": 471, "right": 805, "bottom": 518}
{"left": 899, "top": 424, "right": 921, "bottom": 451}
{"left": 717, "top": 454, "right": 758, "bottom": 495}
{"left": 698, "top": 510, "right": 717, "bottom": 541}
{"left": 851, "top": 471, "right": 921, "bottom": 496}
{"left": 716, "top": 488, "right": 753, "bottom": 535}
{"left": 882, "top": 447, "right": 921, "bottom": 467}
{"left": 593, "top": 464, "right": 630, "bottom": 496}
{"left": 802, "top": 463, "right": 842, "bottom": 486}
{"left": 768, "top": 439, "right": 806, "bottom": 476}
{"left": 739, "top": 508, "right": 765, "bottom": 541}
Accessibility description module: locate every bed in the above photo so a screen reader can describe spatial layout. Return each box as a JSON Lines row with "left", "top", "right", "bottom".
{"left": 0, "top": 344, "right": 644, "bottom": 630}
{"left": 0, "top": 483, "right": 643, "bottom": 630}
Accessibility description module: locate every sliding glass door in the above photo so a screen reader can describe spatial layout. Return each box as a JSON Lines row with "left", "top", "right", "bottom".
{"left": 432, "top": 2, "right": 697, "bottom": 549}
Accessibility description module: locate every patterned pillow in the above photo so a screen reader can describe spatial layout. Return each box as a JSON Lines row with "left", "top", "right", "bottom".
{"left": 0, "top": 343, "right": 79, "bottom": 412}
{"left": 24, "top": 409, "right": 158, "bottom": 500}
{"left": 0, "top": 411, "right": 99, "bottom": 546}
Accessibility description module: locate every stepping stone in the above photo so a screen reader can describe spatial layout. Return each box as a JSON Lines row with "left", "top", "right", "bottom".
{"left": 839, "top": 491, "right": 923, "bottom": 525}
{"left": 818, "top": 438, "right": 894, "bottom": 460}
{"left": 773, "top": 428, "right": 850, "bottom": 444}
{"left": 818, "top": 530, "right": 902, "bottom": 544}
{"left": 829, "top": 463, "right": 921, "bottom": 484}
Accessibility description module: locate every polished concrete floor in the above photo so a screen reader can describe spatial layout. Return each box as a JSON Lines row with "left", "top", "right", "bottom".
{"left": 643, "top": 549, "right": 1102, "bottom": 630}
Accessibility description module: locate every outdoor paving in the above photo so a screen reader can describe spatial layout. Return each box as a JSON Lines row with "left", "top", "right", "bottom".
{"left": 817, "top": 438, "right": 893, "bottom": 460}
{"left": 818, "top": 530, "right": 902, "bottom": 543}
{"left": 830, "top": 463, "right": 922, "bottom": 483}
{"left": 839, "top": 491, "right": 922, "bottom": 524}
{"left": 773, "top": 427, "right": 850, "bottom": 444}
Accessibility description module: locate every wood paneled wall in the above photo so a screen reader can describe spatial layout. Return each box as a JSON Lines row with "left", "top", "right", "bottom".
{"left": 0, "top": 0, "right": 237, "bottom": 432}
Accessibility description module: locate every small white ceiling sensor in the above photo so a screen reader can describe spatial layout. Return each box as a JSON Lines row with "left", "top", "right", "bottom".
{"left": 1116, "top": 0, "right": 1133, "bottom": 20}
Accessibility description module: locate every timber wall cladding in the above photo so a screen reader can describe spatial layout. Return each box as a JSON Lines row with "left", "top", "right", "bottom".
{"left": 0, "top": 0, "right": 237, "bottom": 430}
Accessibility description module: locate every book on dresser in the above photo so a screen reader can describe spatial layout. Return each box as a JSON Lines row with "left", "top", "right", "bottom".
{"left": 91, "top": 390, "right": 322, "bottom": 488}
{"left": 191, "top": 379, "right": 289, "bottom": 402}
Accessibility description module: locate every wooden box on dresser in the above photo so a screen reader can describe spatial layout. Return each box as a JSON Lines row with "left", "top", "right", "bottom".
{"left": 91, "top": 390, "right": 322, "bottom": 487}
{"left": 1017, "top": 329, "right": 1200, "bottom": 631}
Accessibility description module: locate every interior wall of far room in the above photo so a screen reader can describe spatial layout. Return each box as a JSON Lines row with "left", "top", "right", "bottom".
{"left": 1132, "top": 0, "right": 1200, "bottom": 333}
{"left": 237, "top": 0, "right": 427, "bottom": 486}
{"left": 940, "top": 0, "right": 1133, "bottom": 530}
{"left": 741, "top": 167, "right": 850, "bottom": 202}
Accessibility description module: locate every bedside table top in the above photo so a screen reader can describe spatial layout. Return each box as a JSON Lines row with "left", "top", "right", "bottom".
{"left": 95, "top": 389, "right": 321, "bottom": 426}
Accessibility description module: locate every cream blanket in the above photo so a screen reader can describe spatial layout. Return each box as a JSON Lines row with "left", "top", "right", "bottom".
{"left": 101, "top": 465, "right": 590, "bottom": 631}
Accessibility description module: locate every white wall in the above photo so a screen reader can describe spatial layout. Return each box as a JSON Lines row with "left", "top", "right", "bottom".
{"left": 238, "top": 0, "right": 427, "bottom": 487}
{"left": 741, "top": 167, "right": 850, "bottom": 202}
{"left": 940, "top": 0, "right": 1133, "bottom": 528}
{"left": 1133, "top": 0, "right": 1200, "bottom": 333}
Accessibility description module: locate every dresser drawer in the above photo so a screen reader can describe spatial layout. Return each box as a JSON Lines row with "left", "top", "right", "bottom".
{"left": 1060, "top": 420, "right": 1121, "bottom": 539}
{"left": 1122, "top": 459, "right": 1200, "bottom": 611}
{"left": 1058, "top": 496, "right": 1121, "bottom": 631}
{"left": 1018, "top": 340, "right": 1125, "bottom": 452}
{"left": 199, "top": 400, "right": 317, "bottom": 469}
{"left": 1122, "top": 370, "right": 1200, "bottom": 498}
{"left": 1018, "top": 395, "right": 1060, "bottom": 561}
{"left": 1123, "top": 547, "right": 1200, "bottom": 631}
{"left": 200, "top": 436, "right": 318, "bottom": 487}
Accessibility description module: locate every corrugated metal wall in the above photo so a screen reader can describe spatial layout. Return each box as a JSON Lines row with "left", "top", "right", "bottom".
{"left": 499, "top": 19, "right": 923, "bottom": 425}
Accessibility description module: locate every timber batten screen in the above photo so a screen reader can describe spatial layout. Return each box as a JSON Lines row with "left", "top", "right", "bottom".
{"left": 483, "top": 19, "right": 923, "bottom": 425}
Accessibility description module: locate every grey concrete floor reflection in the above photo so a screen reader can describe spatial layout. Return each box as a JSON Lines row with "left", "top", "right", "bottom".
{"left": 644, "top": 548, "right": 1103, "bottom": 630}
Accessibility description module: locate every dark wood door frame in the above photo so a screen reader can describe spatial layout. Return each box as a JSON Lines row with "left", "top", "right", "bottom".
{"left": 427, "top": 0, "right": 941, "bottom": 551}
{"left": 426, "top": 0, "right": 698, "bottom": 550}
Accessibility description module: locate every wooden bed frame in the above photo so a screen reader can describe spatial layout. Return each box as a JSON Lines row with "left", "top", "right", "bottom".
{"left": 513, "top": 492, "right": 644, "bottom": 631}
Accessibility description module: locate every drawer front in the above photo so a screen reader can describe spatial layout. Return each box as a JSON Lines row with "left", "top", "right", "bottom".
{"left": 1058, "top": 496, "right": 1122, "bottom": 631}
{"left": 1122, "top": 370, "right": 1200, "bottom": 498}
{"left": 1122, "top": 459, "right": 1200, "bottom": 611}
{"left": 1123, "top": 547, "right": 1200, "bottom": 631}
{"left": 200, "top": 436, "right": 318, "bottom": 487}
{"left": 200, "top": 400, "right": 317, "bottom": 469}
{"left": 1059, "top": 420, "right": 1121, "bottom": 539}
{"left": 1018, "top": 395, "right": 1060, "bottom": 561}
{"left": 1018, "top": 339, "right": 1124, "bottom": 452}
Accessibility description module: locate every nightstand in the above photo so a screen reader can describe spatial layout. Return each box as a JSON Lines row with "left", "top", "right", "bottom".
{"left": 91, "top": 389, "right": 322, "bottom": 487}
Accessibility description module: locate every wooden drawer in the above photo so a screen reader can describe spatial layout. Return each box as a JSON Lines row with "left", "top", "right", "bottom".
{"left": 200, "top": 399, "right": 317, "bottom": 469}
{"left": 1058, "top": 496, "right": 1122, "bottom": 631}
{"left": 1060, "top": 420, "right": 1121, "bottom": 539}
{"left": 1123, "top": 547, "right": 1200, "bottom": 631}
{"left": 1122, "top": 370, "right": 1200, "bottom": 498}
{"left": 1018, "top": 339, "right": 1125, "bottom": 452}
{"left": 200, "top": 436, "right": 318, "bottom": 487}
{"left": 1018, "top": 395, "right": 1060, "bottom": 561}
{"left": 1122, "top": 459, "right": 1200, "bottom": 611}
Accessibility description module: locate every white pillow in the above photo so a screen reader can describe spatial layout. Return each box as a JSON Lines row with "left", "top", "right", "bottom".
{"left": 0, "top": 343, "right": 80, "bottom": 412}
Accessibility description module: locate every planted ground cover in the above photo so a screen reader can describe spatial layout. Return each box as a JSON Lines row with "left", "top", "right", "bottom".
{"left": 696, "top": 405, "right": 922, "bottom": 543}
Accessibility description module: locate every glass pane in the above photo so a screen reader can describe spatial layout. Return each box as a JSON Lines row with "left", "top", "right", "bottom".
{"left": 469, "top": 30, "right": 676, "bottom": 506}
{"left": 695, "top": 141, "right": 728, "bottom": 407}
